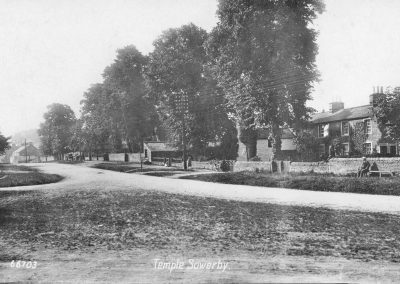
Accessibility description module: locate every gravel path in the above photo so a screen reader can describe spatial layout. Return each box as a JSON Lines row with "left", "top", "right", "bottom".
{"left": 3, "top": 162, "right": 400, "bottom": 215}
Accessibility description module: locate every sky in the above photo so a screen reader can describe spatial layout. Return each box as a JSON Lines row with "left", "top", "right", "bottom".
{"left": 0, "top": 0, "right": 400, "bottom": 137}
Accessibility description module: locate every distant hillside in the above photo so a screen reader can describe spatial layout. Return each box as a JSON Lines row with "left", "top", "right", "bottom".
{"left": 11, "top": 129, "right": 40, "bottom": 147}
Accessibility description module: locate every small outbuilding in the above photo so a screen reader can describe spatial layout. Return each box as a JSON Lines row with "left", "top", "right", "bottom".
{"left": 143, "top": 141, "right": 179, "bottom": 162}
{"left": 9, "top": 143, "right": 41, "bottom": 164}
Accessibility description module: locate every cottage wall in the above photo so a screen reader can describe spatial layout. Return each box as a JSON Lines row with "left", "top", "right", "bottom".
{"left": 257, "top": 139, "right": 273, "bottom": 161}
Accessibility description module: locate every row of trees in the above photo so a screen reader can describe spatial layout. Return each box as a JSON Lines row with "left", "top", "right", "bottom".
{"left": 39, "top": 0, "right": 325, "bottom": 161}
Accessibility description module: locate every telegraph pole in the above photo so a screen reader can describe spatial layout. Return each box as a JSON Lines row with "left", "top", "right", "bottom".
{"left": 25, "top": 139, "right": 28, "bottom": 163}
{"left": 175, "top": 91, "right": 188, "bottom": 171}
{"left": 182, "top": 112, "right": 187, "bottom": 171}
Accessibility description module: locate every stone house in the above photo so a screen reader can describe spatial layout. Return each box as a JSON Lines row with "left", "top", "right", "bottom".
{"left": 311, "top": 89, "right": 397, "bottom": 158}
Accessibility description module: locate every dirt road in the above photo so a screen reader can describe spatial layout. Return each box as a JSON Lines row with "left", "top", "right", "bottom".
{"left": 5, "top": 162, "right": 400, "bottom": 215}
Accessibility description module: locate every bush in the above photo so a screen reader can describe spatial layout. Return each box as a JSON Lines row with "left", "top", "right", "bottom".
{"left": 220, "top": 160, "right": 231, "bottom": 172}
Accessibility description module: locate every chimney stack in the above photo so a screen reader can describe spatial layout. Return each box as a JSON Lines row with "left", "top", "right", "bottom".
{"left": 329, "top": 101, "right": 344, "bottom": 113}
{"left": 370, "top": 86, "right": 385, "bottom": 106}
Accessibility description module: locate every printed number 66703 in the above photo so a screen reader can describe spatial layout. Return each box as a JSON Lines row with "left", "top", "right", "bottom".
{"left": 10, "top": 260, "right": 37, "bottom": 269}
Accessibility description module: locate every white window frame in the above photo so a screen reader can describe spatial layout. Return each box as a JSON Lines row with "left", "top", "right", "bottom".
{"left": 363, "top": 142, "right": 372, "bottom": 155}
{"left": 364, "top": 119, "right": 372, "bottom": 134}
{"left": 342, "top": 142, "right": 350, "bottom": 156}
{"left": 318, "top": 124, "right": 325, "bottom": 138}
{"left": 341, "top": 121, "right": 349, "bottom": 136}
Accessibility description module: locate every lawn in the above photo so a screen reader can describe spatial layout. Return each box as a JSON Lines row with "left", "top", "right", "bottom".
{"left": 1, "top": 188, "right": 400, "bottom": 263}
{"left": 0, "top": 164, "right": 63, "bottom": 188}
{"left": 179, "top": 171, "right": 400, "bottom": 196}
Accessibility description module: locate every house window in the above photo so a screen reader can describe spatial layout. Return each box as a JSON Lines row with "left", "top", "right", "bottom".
{"left": 379, "top": 143, "right": 398, "bottom": 156}
{"left": 363, "top": 143, "right": 372, "bottom": 155}
{"left": 319, "top": 144, "right": 325, "bottom": 156}
{"left": 318, "top": 124, "right": 325, "bottom": 138}
{"left": 364, "top": 119, "right": 372, "bottom": 134}
{"left": 390, "top": 145, "right": 397, "bottom": 155}
{"left": 341, "top": 121, "right": 349, "bottom": 136}
{"left": 144, "top": 149, "right": 148, "bottom": 158}
{"left": 342, "top": 143, "right": 350, "bottom": 156}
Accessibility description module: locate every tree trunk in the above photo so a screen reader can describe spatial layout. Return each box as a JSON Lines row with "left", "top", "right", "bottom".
{"left": 271, "top": 124, "right": 282, "bottom": 161}
{"left": 237, "top": 122, "right": 257, "bottom": 160}
{"left": 89, "top": 145, "right": 92, "bottom": 161}
{"left": 246, "top": 137, "right": 257, "bottom": 160}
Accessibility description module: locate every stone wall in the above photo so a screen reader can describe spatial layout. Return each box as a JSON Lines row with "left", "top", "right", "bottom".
{"left": 191, "top": 161, "right": 215, "bottom": 170}
{"left": 233, "top": 161, "right": 273, "bottom": 173}
{"left": 328, "top": 157, "right": 400, "bottom": 175}
{"left": 289, "top": 161, "right": 330, "bottom": 174}
{"left": 289, "top": 158, "right": 400, "bottom": 175}
{"left": 191, "top": 160, "right": 273, "bottom": 172}
{"left": 108, "top": 153, "right": 141, "bottom": 162}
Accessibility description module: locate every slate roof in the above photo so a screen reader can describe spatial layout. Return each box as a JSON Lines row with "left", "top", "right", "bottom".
{"left": 311, "top": 105, "right": 372, "bottom": 124}
{"left": 144, "top": 142, "right": 178, "bottom": 152}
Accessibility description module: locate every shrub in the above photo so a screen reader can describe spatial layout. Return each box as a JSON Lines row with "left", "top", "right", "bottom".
{"left": 220, "top": 160, "right": 231, "bottom": 172}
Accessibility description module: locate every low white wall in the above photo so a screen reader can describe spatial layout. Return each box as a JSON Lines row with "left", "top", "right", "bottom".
{"left": 108, "top": 153, "right": 141, "bottom": 162}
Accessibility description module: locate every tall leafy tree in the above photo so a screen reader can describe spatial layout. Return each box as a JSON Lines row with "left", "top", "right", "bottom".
{"left": 206, "top": 0, "right": 324, "bottom": 159}
{"left": 103, "top": 45, "right": 157, "bottom": 151}
{"left": 81, "top": 46, "right": 157, "bottom": 153}
{"left": 146, "top": 23, "right": 237, "bottom": 160}
{"left": 38, "top": 103, "right": 76, "bottom": 159}
{"left": 374, "top": 87, "right": 400, "bottom": 141}
{"left": 80, "top": 83, "right": 113, "bottom": 156}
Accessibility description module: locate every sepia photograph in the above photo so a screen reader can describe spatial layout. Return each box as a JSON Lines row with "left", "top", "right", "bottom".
{"left": 1, "top": 0, "right": 400, "bottom": 283}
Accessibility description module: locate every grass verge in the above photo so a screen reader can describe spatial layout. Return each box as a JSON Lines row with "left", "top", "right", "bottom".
{"left": 179, "top": 171, "right": 400, "bottom": 196}
{"left": 93, "top": 162, "right": 185, "bottom": 173}
{"left": 0, "top": 164, "right": 63, "bottom": 187}
{"left": 1, "top": 189, "right": 400, "bottom": 263}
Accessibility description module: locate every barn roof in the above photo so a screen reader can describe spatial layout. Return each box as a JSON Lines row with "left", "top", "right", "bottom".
{"left": 144, "top": 142, "right": 178, "bottom": 152}
{"left": 13, "top": 144, "right": 40, "bottom": 156}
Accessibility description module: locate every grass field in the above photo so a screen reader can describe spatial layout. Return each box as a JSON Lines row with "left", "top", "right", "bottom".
{"left": 179, "top": 171, "right": 400, "bottom": 196}
{"left": 1, "top": 188, "right": 400, "bottom": 263}
{"left": 0, "top": 164, "right": 63, "bottom": 188}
